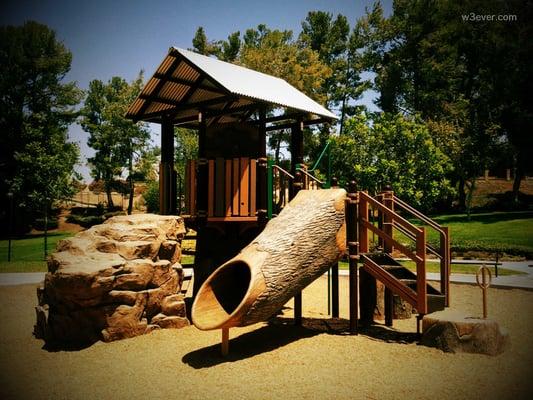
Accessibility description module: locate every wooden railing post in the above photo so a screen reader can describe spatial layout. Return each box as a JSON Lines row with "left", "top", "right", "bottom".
{"left": 331, "top": 177, "right": 339, "bottom": 318}
{"left": 442, "top": 226, "right": 450, "bottom": 306}
{"left": 416, "top": 227, "right": 427, "bottom": 314}
{"left": 346, "top": 181, "right": 359, "bottom": 334}
{"left": 257, "top": 157, "right": 268, "bottom": 223}
{"left": 382, "top": 186, "right": 394, "bottom": 254}
{"left": 359, "top": 192, "right": 369, "bottom": 253}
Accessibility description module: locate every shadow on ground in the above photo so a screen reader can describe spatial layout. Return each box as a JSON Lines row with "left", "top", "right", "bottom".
{"left": 182, "top": 316, "right": 418, "bottom": 368}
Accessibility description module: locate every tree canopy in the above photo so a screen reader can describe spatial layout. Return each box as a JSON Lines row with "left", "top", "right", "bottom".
{"left": 79, "top": 74, "right": 150, "bottom": 214}
{"left": 0, "top": 21, "right": 82, "bottom": 232}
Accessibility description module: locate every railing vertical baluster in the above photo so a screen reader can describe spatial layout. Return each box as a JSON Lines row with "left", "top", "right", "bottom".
{"left": 382, "top": 187, "right": 394, "bottom": 254}
{"left": 416, "top": 227, "right": 427, "bottom": 314}
{"left": 267, "top": 159, "right": 273, "bottom": 220}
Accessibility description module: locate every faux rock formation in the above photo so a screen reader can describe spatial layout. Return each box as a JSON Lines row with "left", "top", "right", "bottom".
{"left": 421, "top": 309, "right": 510, "bottom": 356}
{"left": 374, "top": 280, "right": 413, "bottom": 320}
{"left": 34, "top": 214, "right": 189, "bottom": 346}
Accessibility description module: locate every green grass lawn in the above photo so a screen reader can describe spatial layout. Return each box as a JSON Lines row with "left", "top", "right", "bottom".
{"left": 0, "top": 231, "right": 73, "bottom": 273}
{"left": 388, "top": 211, "right": 533, "bottom": 258}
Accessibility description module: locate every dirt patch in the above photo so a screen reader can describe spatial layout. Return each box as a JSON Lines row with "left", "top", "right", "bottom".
{"left": 1, "top": 277, "right": 532, "bottom": 400}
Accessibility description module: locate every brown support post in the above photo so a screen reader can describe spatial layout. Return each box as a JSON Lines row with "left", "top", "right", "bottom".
{"left": 384, "top": 288, "right": 393, "bottom": 327}
{"left": 331, "top": 262, "right": 339, "bottom": 318}
{"left": 290, "top": 118, "right": 304, "bottom": 326}
{"left": 197, "top": 112, "right": 208, "bottom": 221}
{"left": 160, "top": 116, "right": 175, "bottom": 215}
{"left": 346, "top": 181, "right": 359, "bottom": 334}
{"left": 257, "top": 107, "right": 267, "bottom": 223}
{"left": 442, "top": 226, "right": 450, "bottom": 307}
{"left": 382, "top": 185, "right": 394, "bottom": 254}
{"left": 331, "top": 177, "right": 339, "bottom": 319}
{"left": 221, "top": 327, "right": 229, "bottom": 356}
{"left": 358, "top": 192, "right": 376, "bottom": 326}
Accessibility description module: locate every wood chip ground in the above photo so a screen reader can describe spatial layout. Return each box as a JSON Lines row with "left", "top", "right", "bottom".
{"left": 0, "top": 277, "right": 532, "bottom": 399}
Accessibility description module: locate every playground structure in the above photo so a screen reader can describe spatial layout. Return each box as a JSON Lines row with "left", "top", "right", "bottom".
{"left": 126, "top": 47, "right": 451, "bottom": 348}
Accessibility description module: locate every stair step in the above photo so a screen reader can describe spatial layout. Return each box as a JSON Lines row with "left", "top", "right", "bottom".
{"left": 183, "top": 235, "right": 197, "bottom": 240}
{"left": 181, "top": 249, "right": 196, "bottom": 255}
{"left": 181, "top": 263, "right": 195, "bottom": 269}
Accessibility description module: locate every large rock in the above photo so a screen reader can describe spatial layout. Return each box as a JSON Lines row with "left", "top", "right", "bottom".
{"left": 374, "top": 280, "right": 414, "bottom": 320}
{"left": 34, "top": 214, "right": 189, "bottom": 346}
{"left": 421, "top": 309, "right": 510, "bottom": 356}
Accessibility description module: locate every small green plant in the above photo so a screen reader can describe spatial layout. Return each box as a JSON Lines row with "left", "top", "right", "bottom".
{"left": 143, "top": 180, "right": 159, "bottom": 213}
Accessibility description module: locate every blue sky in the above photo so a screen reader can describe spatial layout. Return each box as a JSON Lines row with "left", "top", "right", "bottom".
{"left": 2, "top": 0, "right": 390, "bottom": 182}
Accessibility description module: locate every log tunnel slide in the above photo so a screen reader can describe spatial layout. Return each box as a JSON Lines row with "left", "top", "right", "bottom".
{"left": 192, "top": 189, "right": 347, "bottom": 330}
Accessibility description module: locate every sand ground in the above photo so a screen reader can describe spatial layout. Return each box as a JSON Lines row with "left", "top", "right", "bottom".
{"left": 1, "top": 277, "right": 532, "bottom": 400}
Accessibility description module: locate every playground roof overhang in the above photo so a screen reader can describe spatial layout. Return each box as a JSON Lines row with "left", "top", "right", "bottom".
{"left": 126, "top": 47, "right": 338, "bottom": 129}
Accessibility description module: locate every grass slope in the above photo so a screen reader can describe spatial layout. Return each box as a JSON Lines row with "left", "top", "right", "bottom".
{"left": 0, "top": 232, "right": 72, "bottom": 273}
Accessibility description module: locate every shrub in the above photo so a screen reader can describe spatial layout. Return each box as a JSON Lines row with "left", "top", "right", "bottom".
{"left": 66, "top": 214, "right": 104, "bottom": 228}
{"left": 143, "top": 181, "right": 159, "bottom": 213}
{"left": 33, "top": 218, "right": 59, "bottom": 231}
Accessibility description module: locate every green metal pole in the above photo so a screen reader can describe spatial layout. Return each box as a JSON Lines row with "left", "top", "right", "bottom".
{"left": 326, "top": 142, "right": 332, "bottom": 189}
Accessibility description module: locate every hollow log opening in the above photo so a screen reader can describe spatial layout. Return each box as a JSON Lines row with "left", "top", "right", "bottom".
{"left": 193, "top": 261, "right": 251, "bottom": 329}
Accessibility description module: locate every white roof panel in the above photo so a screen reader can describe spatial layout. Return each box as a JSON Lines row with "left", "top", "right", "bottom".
{"left": 173, "top": 47, "right": 338, "bottom": 120}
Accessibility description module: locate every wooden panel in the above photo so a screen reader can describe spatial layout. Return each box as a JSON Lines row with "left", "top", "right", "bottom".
{"left": 240, "top": 158, "right": 250, "bottom": 216}
{"left": 215, "top": 158, "right": 225, "bottom": 216}
{"left": 208, "top": 160, "right": 215, "bottom": 217}
{"left": 190, "top": 160, "right": 196, "bottom": 215}
{"left": 225, "top": 159, "right": 232, "bottom": 216}
{"left": 232, "top": 158, "right": 239, "bottom": 216}
{"left": 249, "top": 159, "right": 257, "bottom": 216}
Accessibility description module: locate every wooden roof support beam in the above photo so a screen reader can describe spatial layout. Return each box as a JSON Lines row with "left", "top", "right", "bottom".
{"left": 265, "top": 117, "right": 333, "bottom": 131}
{"left": 152, "top": 73, "right": 226, "bottom": 94}
{"left": 136, "top": 95, "right": 238, "bottom": 122}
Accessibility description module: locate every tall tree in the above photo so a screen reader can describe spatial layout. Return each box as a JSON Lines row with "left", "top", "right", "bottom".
{"left": 79, "top": 74, "right": 150, "bottom": 214}
{"left": 300, "top": 11, "right": 370, "bottom": 134}
{"left": 360, "top": 0, "right": 505, "bottom": 210}
{"left": 0, "top": 21, "right": 82, "bottom": 232}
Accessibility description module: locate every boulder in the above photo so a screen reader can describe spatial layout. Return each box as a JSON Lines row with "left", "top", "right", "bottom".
{"left": 374, "top": 280, "right": 414, "bottom": 320}
{"left": 421, "top": 309, "right": 510, "bottom": 356}
{"left": 34, "top": 214, "right": 190, "bottom": 346}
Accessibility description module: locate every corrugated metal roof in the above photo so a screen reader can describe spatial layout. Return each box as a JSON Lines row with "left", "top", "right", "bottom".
{"left": 126, "top": 47, "right": 338, "bottom": 123}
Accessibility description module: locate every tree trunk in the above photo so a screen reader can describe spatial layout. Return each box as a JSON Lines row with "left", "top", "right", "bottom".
{"left": 105, "top": 176, "right": 114, "bottom": 209}
{"left": 128, "top": 154, "right": 134, "bottom": 215}
{"left": 458, "top": 177, "right": 466, "bottom": 210}
{"left": 512, "top": 161, "right": 524, "bottom": 203}
{"left": 192, "top": 189, "right": 347, "bottom": 330}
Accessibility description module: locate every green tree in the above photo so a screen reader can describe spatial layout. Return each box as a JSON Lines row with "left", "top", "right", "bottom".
{"left": 360, "top": 0, "right": 507, "bottom": 211}
{"left": 330, "top": 112, "right": 453, "bottom": 211}
{"left": 79, "top": 74, "right": 150, "bottom": 214}
{"left": 299, "top": 11, "right": 370, "bottom": 134}
{"left": 0, "top": 21, "right": 82, "bottom": 232}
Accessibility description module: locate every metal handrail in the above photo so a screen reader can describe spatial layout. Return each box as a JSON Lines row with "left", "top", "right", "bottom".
{"left": 393, "top": 195, "right": 446, "bottom": 236}
{"left": 272, "top": 165, "right": 294, "bottom": 179}
{"left": 296, "top": 167, "right": 324, "bottom": 186}
{"left": 309, "top": 140, "right": 330, "bottom": 172}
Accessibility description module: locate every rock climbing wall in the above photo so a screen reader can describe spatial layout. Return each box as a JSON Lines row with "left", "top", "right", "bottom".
{"left": 34, "top": 214, "right": 189, "bottom": 346}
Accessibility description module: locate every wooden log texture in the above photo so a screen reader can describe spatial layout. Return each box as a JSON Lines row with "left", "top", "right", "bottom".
{"left": 192, "top": 189, "right": 347, "bottom": 330}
